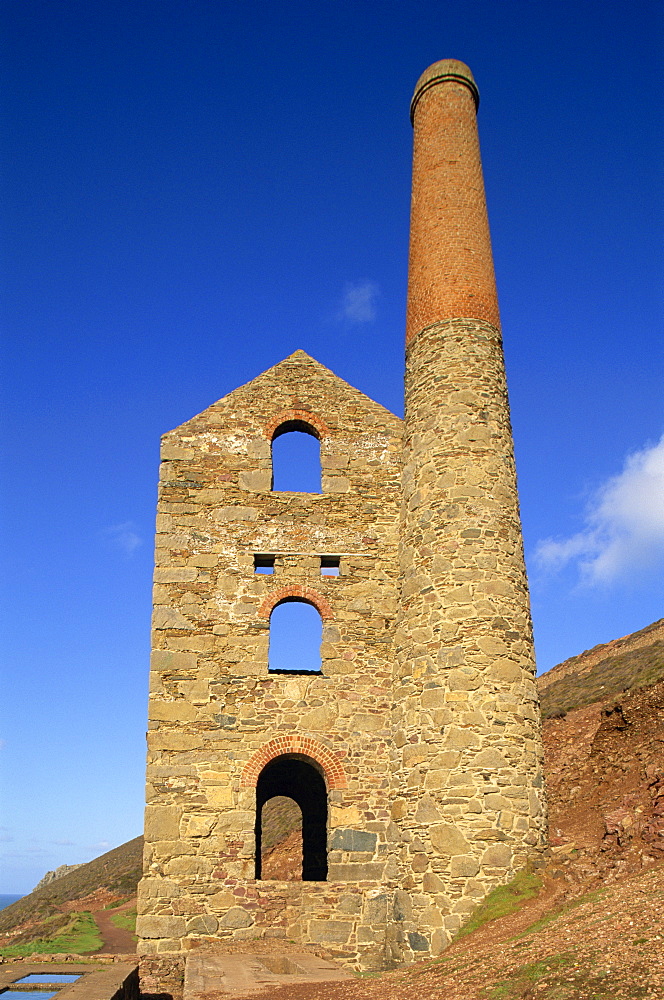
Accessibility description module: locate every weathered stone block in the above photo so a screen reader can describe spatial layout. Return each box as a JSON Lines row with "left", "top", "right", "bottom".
{"left": 309, "top": 920, "right": 352, "bottom": 943}
{"left": 154, "top": 567, "right": 199, "bottom": 583}
{"left": 186, "top": 914, "right": 218, "bottom": 934}
{"left": 393, "top": 890, "right": 412, "bottom": 921}
{"left": 473, "top": 748, "right": 508, "bottom": 769}
{"left": 403, "top": 744, "right": 428, "bottom": 766}
{"left": 352, "top": 713, "right": 384, "bottom": 732}
{"left": 207, "top": 891, "right": 236, "bottom": 911}
{"left": 407, "top": 931, "right": 430, "bottom": 951}
{"left": 150, "top": 649, "right": 198, "bottom": 672}
{"left": 144, "top": 806, "right": 182, "bottom": 843}
{"left": 430, "top": 823, "right": 470, "bottom": 856}
{"left": 330, "top": 829, "right": 377, "bottom": 852}
{"left": 219, "top": 907, "right": 254, "bottom": 928}
{"left": 150, "top": 700, "right": 198, "bottom": 723}
{"left": 482, "top": 844, "right": 513, "bottom": 868}
{"left": 337, "top": 894, "right": 362, "bottom": 914}
{"left": 444, "top": 726, "right": 483, "bottom": 750}
{"left": 239, "top": 470, "right": 272, "bottom": 491}
{"left": 180, "top": 813, "right": 216, "bottom": 838}
{"left": 328, "top": 862, "right": 384, "bottom": 880}
{"left": 414, "top": 794, "right": 441, "bottom": 823}
{"left": 447, "top": 668, "right": 480, "bottom": 691}
{"left": 136, "top": 915, "right": 186, "bottom": 939}
{"left": 450, "top": 855, "right": 480, "bottom": 877}
{"left": 164, "top": 856, "right": 213, "bottom": 878}
{"left": 153, "top": 606, "right": 194, "bottom": 630}
{"left": 302, "top": 705, "right": 338, "bottom": 730}
{"left": 364, "top": 892, "right": 388, "bottom": 923}
{"left": 421, "top": 687, "right": 446, "bottom": 709}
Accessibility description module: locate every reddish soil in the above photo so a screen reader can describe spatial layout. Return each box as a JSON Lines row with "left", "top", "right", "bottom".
{"left": 92, "top": 900, "right": 136, "bottom": 955}
{"left": 544, "top": 678, "right": 664, "bottom": 882}
{"left": 261, "top": 829, "right": 303, "bottom": 880}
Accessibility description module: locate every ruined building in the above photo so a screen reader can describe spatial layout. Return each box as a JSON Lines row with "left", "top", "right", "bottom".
{"left": 137, "top": 60, "right": 547, "bottom": 993}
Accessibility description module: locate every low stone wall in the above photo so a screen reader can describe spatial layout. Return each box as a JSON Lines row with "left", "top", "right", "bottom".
{"left": 139, "top": 954, "right": 185, "bottom": 1000}
{"left": 0, "top": 961, "right": 138, "bottom": 999}
{"left": 139, "top": 879, "right": 392, "bottom": 972}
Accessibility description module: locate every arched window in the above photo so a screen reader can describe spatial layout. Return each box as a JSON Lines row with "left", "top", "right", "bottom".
{"left": 268, "top": 600, "right": 322, "bottom": 674}
{"left": 271, "top": 422, "right": 321, "bottom": 492}
{"left": 255, "top": 756, "right": 328, "bottom": 881}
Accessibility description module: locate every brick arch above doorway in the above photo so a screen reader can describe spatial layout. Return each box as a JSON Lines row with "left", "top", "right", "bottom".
{"left": 240, "top": 736, "right": 348, "bottom": 790}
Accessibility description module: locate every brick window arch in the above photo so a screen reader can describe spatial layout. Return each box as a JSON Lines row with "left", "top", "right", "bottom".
{"left": 259, "top": 586, "right": 333, "bottom": 622}
{"left": 264, "top": 409, "right": 330, "bottom": 442}
{"left": 241, "top": 736, "right": 347, "bottom": 789}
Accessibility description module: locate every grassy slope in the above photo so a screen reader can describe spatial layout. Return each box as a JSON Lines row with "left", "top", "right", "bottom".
{"left": 0, "top": 837, "right": 143, "bottom": 950}
{"left": 538, "top": 623, "right": 664, "bottom": 719}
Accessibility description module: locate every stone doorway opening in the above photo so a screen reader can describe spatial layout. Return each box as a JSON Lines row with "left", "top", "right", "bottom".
{"left": 255, "top": 755, "right": 328, "bottom": 881}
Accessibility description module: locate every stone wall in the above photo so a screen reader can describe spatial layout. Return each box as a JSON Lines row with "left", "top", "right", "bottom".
{"left": 137, "top": 350, "right": 404, "bottom": 976}
{"left": 390, "top": 317, "right": 546, "bottom": 960}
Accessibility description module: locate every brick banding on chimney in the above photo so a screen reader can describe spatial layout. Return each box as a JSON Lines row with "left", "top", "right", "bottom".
{"left": 241, "top": 736, "right": 347, "bottom": 789}
{"left": 406, "top": 58, "right": 500, "bottom": 344}
{"left": 259, "top": 585, "right": 333, "bottom": 621}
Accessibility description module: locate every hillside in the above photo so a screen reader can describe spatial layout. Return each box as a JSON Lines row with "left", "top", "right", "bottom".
{"left": 539, "top": 617, "right": 664, "bottom": 718}
{"left": 0, "top": 837, "right": 143, "bottom": 951}
{"left": 1, "top": 619, "right": 663, "bottom": 997}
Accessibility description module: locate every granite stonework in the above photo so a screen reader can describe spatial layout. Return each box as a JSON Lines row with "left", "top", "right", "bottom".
{"left": 137, "top": 59, "right": 547, "bottom": 997}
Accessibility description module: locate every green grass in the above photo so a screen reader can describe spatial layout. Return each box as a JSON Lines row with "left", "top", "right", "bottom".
{"left": 105, "top": 896, "right": 130, "bottom": 909}
{"left": 540, "top": 639, "right": 664, "bottom": 718}
{"left": 0, "top": 911, "right": 102, "bottom": 958}
{"left": 455, "top": 870, "right": 543, "bottom": 940}
{"left": 481, "top": 953, "right": 575, "bottom": 998}
{"left": 483, "top": 955, "right": 652, "bottom": 1000}
{"left": 514, "top": 888, "right": 606, "bottom": 938}
{"left": 109, "top": 907, "right": 137, "bottom": 934}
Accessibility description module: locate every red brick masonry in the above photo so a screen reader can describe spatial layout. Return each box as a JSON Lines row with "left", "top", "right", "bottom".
{"left": 240, "top": 735, "right": 348, "bottom": 789}
{"left": 258, "top": 585, "right": 334, "bottom": 621}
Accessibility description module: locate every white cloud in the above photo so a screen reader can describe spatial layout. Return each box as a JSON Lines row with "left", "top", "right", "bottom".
{"left": 337, "top": 281, "right": 379, "bottom": 324}
{"left": 535, "top": 434, "right": 664, "bottom": 586}
{"left": 103, "top": 521, "right": 142, "bottom": 557}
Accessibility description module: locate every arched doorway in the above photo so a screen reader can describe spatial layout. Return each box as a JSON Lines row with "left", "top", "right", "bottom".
{"left": 255, "top": 755, "right": 328, "bottom": 881}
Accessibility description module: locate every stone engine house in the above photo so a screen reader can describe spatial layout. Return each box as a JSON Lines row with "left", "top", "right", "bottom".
{"left": 137, "top": 60, "right": 547, "bottom": 989}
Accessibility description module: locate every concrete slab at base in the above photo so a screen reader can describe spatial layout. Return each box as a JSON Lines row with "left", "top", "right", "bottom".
{"left": 184, "top": 952, "right": 352, "bottom": 997}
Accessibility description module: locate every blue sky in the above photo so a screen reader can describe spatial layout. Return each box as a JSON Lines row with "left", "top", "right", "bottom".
{"left": 1, "top": 1, "right": 662, "bottom": 893}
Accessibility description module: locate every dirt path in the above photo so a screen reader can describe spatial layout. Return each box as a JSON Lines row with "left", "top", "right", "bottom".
{"left": 92, "top": 904, "right": 136, "bottom": 954}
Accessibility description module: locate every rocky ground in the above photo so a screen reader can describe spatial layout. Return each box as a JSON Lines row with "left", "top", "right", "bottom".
{"left": 1, "top": 620, "right": 663, "bottom": 997}
{"left": 223, "top": 671, "right": 664, "bottom": 998}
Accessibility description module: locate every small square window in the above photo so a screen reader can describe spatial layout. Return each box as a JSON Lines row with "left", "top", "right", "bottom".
{"left": 254, "top": 554, "right": 275, "bottom": 574}
{"left": 320, "top": 556, "right": 340, "bottom": 577}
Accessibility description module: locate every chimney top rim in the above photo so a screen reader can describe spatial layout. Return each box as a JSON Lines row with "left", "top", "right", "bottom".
{"left": 410, "top": 59, "right": 479, "bottom": 122}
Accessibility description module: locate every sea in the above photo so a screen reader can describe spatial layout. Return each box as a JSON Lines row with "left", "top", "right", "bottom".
{"left": 0, "top": 893, "right": 23, "bottom": 910}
